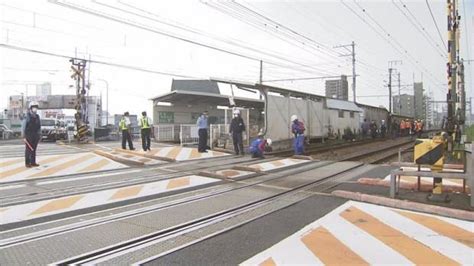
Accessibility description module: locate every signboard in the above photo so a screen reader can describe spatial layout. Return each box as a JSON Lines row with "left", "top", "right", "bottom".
{"left": 158, "top": 112, "right": 174, "bottom": 123}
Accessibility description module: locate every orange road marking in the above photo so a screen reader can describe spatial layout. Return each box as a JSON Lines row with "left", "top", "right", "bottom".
{"left": 301, "top": 226, "right": 369, "bottom": 265}
{"left": 270, "top": 160, "right": 285, "bottom": 167}
{"left": 138, "top": 157, "right": 151, "bottom": 163}
{"left": 28, "top": 154, "right": 96, "bottom": 178}
{"left": 0, "top": 207, "right": 9, "bottom": 213}
{"left": 0, "top": 158, "right": 24, "bottom": 168}
{"left": 340, "top": 206, "right": 459, "bottom": 265}
{"left": 78, "top": 158, "right": 110, "bottom": 172}
{"left": 189, "top": 148, "right": 202, "bottom": 159}
{"left": 164, "top": 147, "right": 182, "bottom": 160}
{"left": 30, "top": 195, "right": 83, "bottom": 216}
{"left": 166, "top": 177, "right": 190, "bottom": 189}
{"left": 259, "top": 257, "right": 276, "bottom": 266}
{"left": 0, "top": 155, "right": 64, "bottom": 179}
{"left": 220, "top": 170, "right": 240, "bottom": 177}
{"left": 109, "top": 185, "right": 144, "bottom": 200}
{"left": 396, "top": 210, "right": 474, "bottom": 248}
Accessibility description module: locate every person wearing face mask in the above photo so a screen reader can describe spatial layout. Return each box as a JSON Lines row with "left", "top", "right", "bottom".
{"left": 196, "top": 111, "right": 209, "bottom": 153}
{"left": 229, "top": 109, "right": 246, "bottom": 155}
{"left": 22, "top": 101, "right": 42, "bottom": 168}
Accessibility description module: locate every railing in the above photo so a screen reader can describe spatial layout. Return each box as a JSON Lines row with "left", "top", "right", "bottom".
{"left": 179, "top": 124, "right": 199, "bottom": 146}
{"left": 153, "top": 125, "right": 179, "bottom": 142}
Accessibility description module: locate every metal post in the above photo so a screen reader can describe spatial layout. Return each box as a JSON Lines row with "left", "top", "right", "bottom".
{"left": 352, "top": 41, "right": 356, "bottom": 102}
{"left": 388, "top": 68, "right": 393, "bottom": 113}
{"left": 97, "top": 79, "right": 109, "bottom": 126}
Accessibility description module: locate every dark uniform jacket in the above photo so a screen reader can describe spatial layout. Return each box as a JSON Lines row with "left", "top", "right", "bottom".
{"left": 229, "top": 117, "right": 246, "bottom": 134}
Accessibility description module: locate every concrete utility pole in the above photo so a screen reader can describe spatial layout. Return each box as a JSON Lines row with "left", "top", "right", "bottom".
{"left": 259, "top": 60, "right": 263, "bottom": 100}
{"left": 388, "top": 60, "right": 402, "bottom": 114}
{"left": 446, "top": 0, "right": 459, "bottom": 135}
{"left": 388, "top": 68, "right": 393, "bottom": 113}
{"left": 334, "top": 42, "right": 356, "bottom": 102}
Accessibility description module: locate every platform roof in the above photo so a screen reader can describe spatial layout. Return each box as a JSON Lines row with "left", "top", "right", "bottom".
{"left": 326, "top": 98, "right": 363, "bottom": 112}
{"left": 150, "top": 90, "right": 264, "bottom": 108}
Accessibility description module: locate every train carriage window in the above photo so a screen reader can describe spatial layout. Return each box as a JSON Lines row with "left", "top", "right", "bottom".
{"left": 338, "top": 110, "right": 344, "bottom": 118}
{"left": 350, "top": 111, "right": 354, "bottom": 118}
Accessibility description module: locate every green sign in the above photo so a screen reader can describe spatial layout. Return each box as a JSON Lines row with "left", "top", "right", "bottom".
{"left": 159, "top": 112, "right": 174, "bottom": 123}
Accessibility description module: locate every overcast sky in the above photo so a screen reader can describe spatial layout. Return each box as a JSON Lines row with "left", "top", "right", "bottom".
{"left": 1, "top": 0, "right": 473, "bottom": 117}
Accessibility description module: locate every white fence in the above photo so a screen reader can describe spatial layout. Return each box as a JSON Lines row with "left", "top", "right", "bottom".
{"left": 153, "top": 125, "right": 179, "bottom": 142}
{"left": 179, "top": 124, "right": 199, "bottom": 146}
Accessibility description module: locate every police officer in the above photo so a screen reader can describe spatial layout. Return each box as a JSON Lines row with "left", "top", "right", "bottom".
{"left": 196, "top": 111, "right": 208, "bottom": 153}
{"left": 22, "top": 101, "right": 41, "bottom": 168}
{"left": 229, "top": 109, "right": 246, "bottom": 155}
{"left": 119, "top": 112, "right": 135, "bottom": 150}
{"left": 138, "top": 111, "right": 152, "bottom": 151}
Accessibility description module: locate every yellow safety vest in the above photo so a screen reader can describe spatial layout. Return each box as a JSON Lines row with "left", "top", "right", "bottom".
{"left": 141, "top": 117, "right": 150, "bottom": 129}
{"left": 119, "top": 118, "right": 128, "bottom": 130}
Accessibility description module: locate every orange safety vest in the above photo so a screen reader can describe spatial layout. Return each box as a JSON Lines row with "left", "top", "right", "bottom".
{"left": 416, "top": 122, "right": 422, "bottom": 131}
{"left": 400, "top": 121, "right": 405, "bottom": 129}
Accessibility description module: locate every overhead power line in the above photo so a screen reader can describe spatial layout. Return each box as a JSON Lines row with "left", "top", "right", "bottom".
{"left": 425, "top": 0, "right": 448, "bottom": 51}
{"left": 0, "top": 43, "right": 200, "bottom": 78}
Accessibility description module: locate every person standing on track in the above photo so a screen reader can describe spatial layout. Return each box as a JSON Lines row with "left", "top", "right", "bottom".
{"left": 291, "top": 115, "right": 305, "bottom": 155}
{"left": 139, "top": 111, "right": 153, "bottom": 151}
{"left": 229, "top": 109, "right": 246, "bottom": 155}
{"left": 119, "top": 112, "right": 135, "bottom": 150}
{"left": 22, "top": 101, "right": 41, "bottom": 168}
{"left": 196, "top": 111, "right": 209, "bottom": 153}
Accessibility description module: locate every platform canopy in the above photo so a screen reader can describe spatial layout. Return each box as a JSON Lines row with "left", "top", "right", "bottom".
{"left": 150, "top": 90, "right": 264, "bottom": 109}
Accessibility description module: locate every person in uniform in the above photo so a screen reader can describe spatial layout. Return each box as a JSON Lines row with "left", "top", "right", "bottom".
{"left": 119, "top": 112, "right": 135, "bottom": 150}
{"left": 291, "top": 115, "right": 305, "bottom": 155}
{"left": 229, "top": 109, "right": 246, "bottom": 155}
{"left": 22, "top": 101, "right": 41, "bottom": 168}
{"left": 196, "top": 111, "right": 209, "bottom": 153}
{"left": 138, "top": 111, "right": 153, "bottom": 151}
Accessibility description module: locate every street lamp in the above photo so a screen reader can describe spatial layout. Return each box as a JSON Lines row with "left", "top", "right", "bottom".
{"left": 96, "top": 79, "right": 109, "bottom": 126}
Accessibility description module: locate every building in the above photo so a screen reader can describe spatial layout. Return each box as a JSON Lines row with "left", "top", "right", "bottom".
{"left": 325, "top": 75, "right": 349, "bottom": 101}
{"left": 414, "top": 82, "right": 425, "bottom": 119}
{"left": 151, "top": 79, "right": 263, "bottom": 125}
{"left": 392, "top": 94, "right": 415, "bottom": 117}
{"left": 36, "top": 82, "right": 52, "bottom": 97}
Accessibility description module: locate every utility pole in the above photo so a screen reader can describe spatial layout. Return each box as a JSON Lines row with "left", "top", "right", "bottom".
{"left": 70, "top": 58, "right": 89, "bottom": 142}
{"left": 334, "top": 41, "right": 356, "bottom": 102}
{"left": 259, "top": 60, "right": 263, "bottom": 100}
{"left": 388, "top": 68, "right": 393, "bottom": 113}
{"left": 398, "top": 72, "right": 401, "bottom": 114}
{"left": 446, "top": 0, "right": 459, "bottom": 136}
{"left": 388, "top": 60, "right": 402, "bottom": 114}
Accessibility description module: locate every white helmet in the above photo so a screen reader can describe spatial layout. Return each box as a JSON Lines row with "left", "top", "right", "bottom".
{"left": 266, "top": 138, "right": 272, "bottom": 146}
{"left": 233, "top": 109, "right": 240, "bottom": 115}
{"left": 290, "top": 115, "right": 298, "bottom": 122}
{"left": 29, "top": 101, "right": 39, "bottom": 109}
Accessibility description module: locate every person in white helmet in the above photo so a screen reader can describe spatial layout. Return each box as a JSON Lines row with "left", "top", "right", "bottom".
{"left": 229, "top": 109, "right": 246, "bottom": 155}
{"left": 249, "top": 131, "right": 271, "bottom": 158}
{"left": 22, "top": 101, "right": 42, "bottom": 168}
{"left": 291, "top": 114, "right": 305, "bottom": 155}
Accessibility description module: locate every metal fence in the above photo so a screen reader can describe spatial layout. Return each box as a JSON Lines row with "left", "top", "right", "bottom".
{"left": 153, "top": 124, "right": 179, "bottom": 142}
{"left": 179, "top": 124, "right": 200, "bottom": 146}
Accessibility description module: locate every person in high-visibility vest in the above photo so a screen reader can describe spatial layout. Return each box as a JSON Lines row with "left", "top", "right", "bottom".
{"left": 119, "top": 112, "right": 135, "bottom": 150}
{"left": 138, "top": 111, "right": 153, "bottom": 151}
{"left": 415, "top": 119, "right": 423, "bottom": 138}
{"left": 399, "top": 120, "right": 406, "bottom": 136}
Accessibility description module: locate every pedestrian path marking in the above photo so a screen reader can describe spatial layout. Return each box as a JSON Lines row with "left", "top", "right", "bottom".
{"left": 340, "top": 206, "right": 458, "bottom": 265}
{"left": 215, "top": 169, "right": 254, "bottom": 179}
{"left": 301, "top": 226, "right": 368, "bottom": 265}
{"left": 0, "top": 153, "right": 127, "bottom": 183}
{"left": 116, "top": 146, "right": 229, "bottom": 162}
{"left": 247, "top": 158, "right": 308, "bottom": 172}
{"left": 241, "top": 201, "right": 473, "bottom": 265}
{"left": 396, "top": 210, "right": 474, "bottom": 248}
{"left": 0, "top": 175, "right": 218, "bottom": 225}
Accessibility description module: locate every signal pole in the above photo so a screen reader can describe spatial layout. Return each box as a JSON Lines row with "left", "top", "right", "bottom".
{"left": 334, "top": 41, "right": 356, "bottom": 102}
